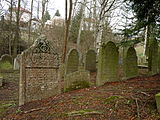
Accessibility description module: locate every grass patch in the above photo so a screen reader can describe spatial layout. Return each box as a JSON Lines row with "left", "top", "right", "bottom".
{"left": 65, "top": 81, "right": 90, "bottom": 92}
{"left": 0, "top": 61, "right": 12, "bottom": 70}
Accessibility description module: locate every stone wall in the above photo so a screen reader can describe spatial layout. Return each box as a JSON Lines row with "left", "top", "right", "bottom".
{"left": 19, "top": 35, "right": 60, "bottom": 106}
{"left": 97, "top": 41, "right": 119, "bottom": 86}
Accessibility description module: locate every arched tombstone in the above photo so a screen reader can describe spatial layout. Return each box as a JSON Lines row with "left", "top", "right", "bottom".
{"left": 97, "top": 41, "right": 119, "bottom": 86}
{"left": 85, "top": 50, "right": 97, "bottom": 72}
{"left": 0, "top": 54, "right": 13, "bottom": 64}
{"left": 65, "top": 49, "right": 79, "bottom": 74}
{"left": 19, "top": 35, "right": 60, "bottom": 106}
{"left": 0, "top": 54, "right": 13, "bottom": 70}
{"left": 124, "top": 47, "right": 138, "bottom": 79}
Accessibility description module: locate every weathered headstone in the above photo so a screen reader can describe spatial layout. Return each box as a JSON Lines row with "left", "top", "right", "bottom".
{"left": 85, "top": 50, "right": 96, "bottom": 72}
{"left": 65, "top": 49, "right": 79, "bottom": 74}
{"left": 97, "top": 41, "right": 119, "bottom": 86}
{"left": 124, "top": 47, "right": 138, "bottom": 79}
{"left": 14, "top": 55, "right": 21, "bottom": 70}
{"left": 0, "top": 54, "right": 13, "bottom": 64}
{"left": 64, "top": 70, "right": 90, "bottom": 91}
{"left": 19, "top": 35, "right": 60, "bottom": 106}
{"left": 148, "top": 39, "right": 158, "bottom": 75}
{"left": 0, "top": 54, "right": 13, "bottom": 70}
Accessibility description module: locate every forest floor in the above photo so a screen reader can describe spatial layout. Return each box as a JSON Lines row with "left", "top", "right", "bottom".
{"left": 1, "top": 70, "right": 160, "bottom": 120}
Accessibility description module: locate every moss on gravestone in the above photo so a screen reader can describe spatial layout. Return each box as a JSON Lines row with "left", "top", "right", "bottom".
{"left": 0, "top": 61, "right": 13, "bottom": 70}
{"left": 65, "top": 80, "right": 90, "bottom": 92}
{"left": 123, "top": 47, "right": 138, "bottom": 79}
{"left": 97, "top": 41, "right": 119, "bottom": 86}
{"left": 66, "top": 49, "right": 79, "bottom": 74}
{"left": 85, "top": 50, "right": 97, "bottom": 72}
{"left": 148, "top": 38, "right": 158, "bottom": 75}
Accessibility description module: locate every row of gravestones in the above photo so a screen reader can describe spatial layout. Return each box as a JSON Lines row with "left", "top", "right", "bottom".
{"left": 18, "top": 35, "right": 159, "bottom": 106}
{"left": 65, "top": 42, "right": 138, "bottom": 87}
{"left": 64, "top": 49, "right": 97, "bottom": 91}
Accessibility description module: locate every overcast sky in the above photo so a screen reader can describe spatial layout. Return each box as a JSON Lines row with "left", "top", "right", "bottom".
{"left": 53, "top": 0, "right": 65, "bottom": 18}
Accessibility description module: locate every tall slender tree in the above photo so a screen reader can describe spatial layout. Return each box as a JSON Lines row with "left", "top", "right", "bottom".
{"left": 13, "top": 0, "right": 20, "bottom": 58}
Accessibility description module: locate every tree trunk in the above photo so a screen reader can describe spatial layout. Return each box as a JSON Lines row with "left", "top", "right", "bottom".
{"left": 62, "top": 0, "right": 73, "bottom": 63}
{"left": 28, "top": 0, "right": 34, "bottom": 43}
{"left": 9, "top": 0, "right": 13, "bottom": 55}
{"left": 13, "top": 0, "right": 21, "bottom": 58}
{"left": 77, "top": 0, "right": 86, "bottom": 48}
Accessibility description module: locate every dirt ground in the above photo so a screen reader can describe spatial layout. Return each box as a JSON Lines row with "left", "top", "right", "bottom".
{"left": 1, "top": 70, "right": 160, "bottom": 120}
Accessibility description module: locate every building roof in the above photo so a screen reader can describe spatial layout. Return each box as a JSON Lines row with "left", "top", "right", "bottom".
{"left": 12, "top": 7, "right": 31, "bottom": 14}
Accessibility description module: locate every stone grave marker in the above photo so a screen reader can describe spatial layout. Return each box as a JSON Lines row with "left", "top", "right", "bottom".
{"left": 124, "top": 47, "right": 138, "bottom": 79}
{"left": 85, "top": 50, "right": 96, "bottom": 72}
{"left": 65, "top": 49, "right": 79, "bottom": 74}
{"left": 97, "top": 41, "right": 119, "bottom": 86}
{"left": 148, "top": 39, "right": 158, "bottom": 74}
{"left": 14, "top": 55, "right": 21, "bottom": 70}
{"left": 19, "top": 35, "right": 60, "bottom": 106}
{"left": 0, "top": 54, "right": 13, "bottom": 64}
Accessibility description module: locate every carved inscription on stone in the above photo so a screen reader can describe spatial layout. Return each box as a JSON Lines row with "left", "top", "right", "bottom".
{"left": 25, "top": 68, "right": 58, "bottom": 102}
{"left": 19, "top": 35, "right": 60, "bottom": 106}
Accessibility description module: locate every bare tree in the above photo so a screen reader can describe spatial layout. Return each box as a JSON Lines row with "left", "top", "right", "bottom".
{"left": 13, "top": 0, "right": 20, "bottom": 58}
{"left": 62, "top": 0, "right": 73, "bottom": 63}
{"left": 95, "top": 0, "right": 117, "bottom": 52}
{"left": 77, "top": 0, "right": 87, "bottom": 48}
{"left": 28, "top": 0, "right": 34, "bottom": 42}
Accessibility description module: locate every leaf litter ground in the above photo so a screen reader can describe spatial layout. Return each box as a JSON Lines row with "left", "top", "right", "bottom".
{"left": 1, "top": 71, "right": 160, "bottom": 120}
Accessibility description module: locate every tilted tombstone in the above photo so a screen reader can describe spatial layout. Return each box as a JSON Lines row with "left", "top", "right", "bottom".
{"left": 65, "top": 49, "right": 79, "bottom": 74}
{"left": 124, "top": 47, "right": 138, "bottom": 79}
{"left": 14, "top": 55, "right": 21, "bottom": 70}
{"left": 19, "top": 35, "right": 60, "bottom": 106}
{"left": 85, "top": 50, "right": 97, "bottom": 72}
{"left": 97, "top": 41, "right": 119, "bottom": 86}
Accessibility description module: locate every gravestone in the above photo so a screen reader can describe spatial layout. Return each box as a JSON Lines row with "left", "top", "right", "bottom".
{"left": 19, "top": 35, "right": 60, "bottom": 106}
{"left": 14, "top": 55, "right": 21, "bottom": 70}
{"left": 65, "top": 49, "right": 79, "bottom": 74}
{"left": 148, "top": 39, "right": 158, "bottom": 74}
{"left": 0, "top": 54, "right": 13, "bottom": 70}
{"left": 124, "top": 47, "right": 138, "bottom": 79}
{"left": 97, "top": 41, "right": 119, "bottom": 86}
{"left": 85, "top": 50, "right": 96, "bottom": 72}
{"left": 0, "top": 54, "right": 13, "bottom": 64}
{"left": 64, "top": 70, "right": 90, "bottom": 92}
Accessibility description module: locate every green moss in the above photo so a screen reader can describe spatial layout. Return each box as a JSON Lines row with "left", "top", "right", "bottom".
{"left": 0, "top": 61, "right": 13, "bottom": 70}
{"left": 124, "top": 47, "right": 138, "bottom": 79}
{"left": 104, "top": 96, "right": 123, "bottom": 104}
{"left": 156, "top": 93, "right": 160, "bottom": 97}
{"left": 65, "top": 81, "right": 90, "bottom": 92}
{"left": 0, "top": 103, "right": 15, "bottom": 117}
{"left": 67, "top": 109, "right": 102, "bottom": 116}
